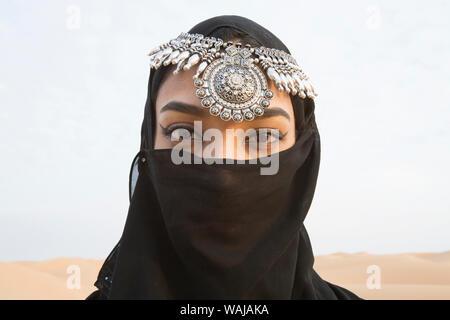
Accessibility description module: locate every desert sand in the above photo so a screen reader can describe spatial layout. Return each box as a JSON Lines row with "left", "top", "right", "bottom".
{"left": 0, "top": 251, "right": 449, "bottom": 300}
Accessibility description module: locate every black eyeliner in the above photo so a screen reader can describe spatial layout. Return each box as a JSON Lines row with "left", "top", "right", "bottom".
{"left": 160, "top": 123, "right": 195, "bottom": 138}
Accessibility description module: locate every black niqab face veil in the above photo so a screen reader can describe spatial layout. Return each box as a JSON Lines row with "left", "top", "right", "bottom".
{"left": 88, "top": 15, "right": 361, "bottom": 300}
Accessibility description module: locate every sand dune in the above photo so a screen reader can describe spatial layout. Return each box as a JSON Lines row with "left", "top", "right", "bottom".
{"left": 314, "top": 251, "right": 450, "bottom": 299}
{"left": 0, "top": 258, "right": 103, "bottom": 300}
{"left": 0, "top": 252, "right": 449, "bottom": 299}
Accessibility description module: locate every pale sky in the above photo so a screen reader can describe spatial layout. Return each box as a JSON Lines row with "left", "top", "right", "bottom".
{"left": 0, "top": 0, "right": 449, "bottom": 261}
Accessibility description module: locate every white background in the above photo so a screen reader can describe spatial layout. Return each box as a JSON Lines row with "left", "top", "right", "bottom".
{"left": 0, "top": 0, "right": 449, "bottom": 261}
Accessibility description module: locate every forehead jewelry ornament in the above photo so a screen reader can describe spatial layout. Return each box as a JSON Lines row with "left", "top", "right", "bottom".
{"left": 148, "top": 32, "right": 318, "bottom": 122}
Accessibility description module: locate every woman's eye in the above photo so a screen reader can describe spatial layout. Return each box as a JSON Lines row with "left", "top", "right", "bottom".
{"left": 170, "top": 128, "right": 189, "bottom": 141}
{"left": 246, "top": 129, "right": 285, "bottom": 145}
{"left": 258, "top": 131, "right": 278, "bottom": 144}
{"left": 162, "top": 124, "right": 202, "bottom": 141}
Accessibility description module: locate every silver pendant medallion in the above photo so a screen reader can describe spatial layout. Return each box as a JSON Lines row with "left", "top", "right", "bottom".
{"left": 194, "top": 46, "right": 273, "bottom": 122}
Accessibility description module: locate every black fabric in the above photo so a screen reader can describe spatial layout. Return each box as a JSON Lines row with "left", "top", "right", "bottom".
{"left": 87, "top": 15, "right": 361, "bottom": 300}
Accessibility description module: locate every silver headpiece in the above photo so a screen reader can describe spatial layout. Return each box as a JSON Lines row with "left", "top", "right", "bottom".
{"left": 148, "top": 32, "right": 317, "bottom": 122}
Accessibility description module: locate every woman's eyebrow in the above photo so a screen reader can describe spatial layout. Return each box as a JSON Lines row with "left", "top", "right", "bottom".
{"left": 160, "top": 100, "right": 290, "bottom": 120}
{"left": 258, "top": 108, "right": 290, "bottom": 120}
{"left": 160, "top": 101, "right": 204, "bottom": 116}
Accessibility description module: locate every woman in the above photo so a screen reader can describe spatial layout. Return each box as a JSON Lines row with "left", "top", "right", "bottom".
{"left": 87, "top": 15, "right": 361, "bottom": 300}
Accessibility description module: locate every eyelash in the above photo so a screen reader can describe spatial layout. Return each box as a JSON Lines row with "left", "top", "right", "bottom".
{"left": 246, "top": 130, "right": 287, "bottom": 144}
{"left": 161, "top": 124, "right": 194, "bottom": 138}
{"left": 160, "top": 124, "right": 287, "bottom": 142}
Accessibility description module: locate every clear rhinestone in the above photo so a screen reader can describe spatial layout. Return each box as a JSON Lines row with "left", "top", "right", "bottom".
{"left": 260, "top": 99, "right": 270, "bottom": 108}
{"left": 201, "top": 97, "right": 213, "bottom": 108}
{"left": 210, "top": 106, "right": 220, "bottom": 116}
{"left": 194, "top": 79, "right": 204, "bottom": 87}
{"left": 232, "top": 113, "right": 243, "bottom": 123}
{"left": 196, "top": 88, "right": 206, "bottom": 98}
{"left": 254, "top": 107, "right": 264, "bottom": 116}
{"left": 220, "top": 111, "right": 231, "bottom": 121}
{"left": 244, "top": 112, "right": 255, "bottom": 121}
{"left": 264, "top": 90, "right": 274, "bottom": 99}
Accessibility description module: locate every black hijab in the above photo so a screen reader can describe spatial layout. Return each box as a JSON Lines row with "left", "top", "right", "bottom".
{"left": 87, "top": 15, "right": 361, "bottom": 300}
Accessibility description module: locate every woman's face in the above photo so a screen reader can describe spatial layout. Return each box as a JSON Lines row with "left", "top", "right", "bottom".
{"left": 154, "top": 62, "right": 296, "bottom": 159}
